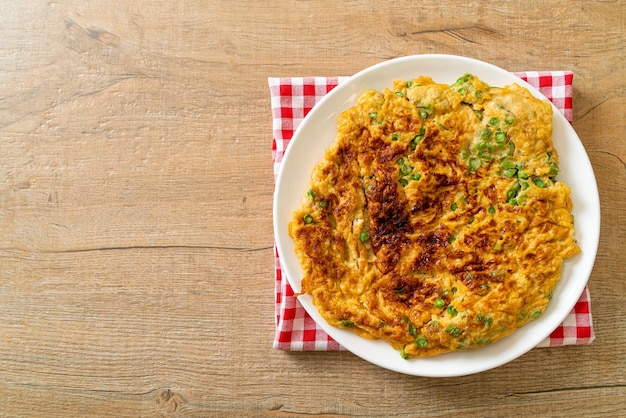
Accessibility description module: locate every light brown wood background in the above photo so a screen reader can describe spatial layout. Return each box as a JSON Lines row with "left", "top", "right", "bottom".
{"left": 0, "top": 1, "right": 624, "bottom": 416}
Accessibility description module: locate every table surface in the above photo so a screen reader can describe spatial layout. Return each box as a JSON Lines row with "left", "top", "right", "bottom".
{"left": 1, "top": 1, "right": 624, "bottom": 416}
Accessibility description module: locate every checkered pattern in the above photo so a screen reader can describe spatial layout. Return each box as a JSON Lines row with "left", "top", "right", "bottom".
{"left": 271, "top": 76, "right": 349, "bottom": 176}
{"left": 536, "top": 287, "right": 595, "bottom": 347}
{"left": 270, "top": 71, "right": 594, "bottom": 351}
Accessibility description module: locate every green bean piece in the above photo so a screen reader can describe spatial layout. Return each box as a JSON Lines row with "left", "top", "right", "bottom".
{"left": 507, "top": 142, "right": 515, "bottom": 156}
{"left": 456, "top": 74, "right": 472, "bottom": 84}
{"left": 494, "top": 129, "right": 506, "bottom": 144}
{"left": 411, "top": 128, "right": 426, "bottom": 150}
{"left": 469, "top": 157, "right": 481, "bottom": 171}
{"left": 415, "top": 336, "right": 428, "bottom": 348}
{"left": 400, "top": 347, "right": 409, "bottom": 360}
{"left": 445, "top": 324, "right": 461, "bottom": 336}
{"left": 503, "top": 168, "right": 517, "bottom": 178}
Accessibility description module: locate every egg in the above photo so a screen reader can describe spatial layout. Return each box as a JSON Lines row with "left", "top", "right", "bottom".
{"left": 289, "top": 74, "right": 579, "bottom": 358}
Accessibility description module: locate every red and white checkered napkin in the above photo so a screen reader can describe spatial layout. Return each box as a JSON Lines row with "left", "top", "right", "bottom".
{"left": 270, "top": 71, "right": 595, "bottom": 351}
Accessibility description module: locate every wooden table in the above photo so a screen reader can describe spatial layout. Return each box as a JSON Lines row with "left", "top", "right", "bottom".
{"left": 1, "top": 1, "right": 624, "bottom": 416}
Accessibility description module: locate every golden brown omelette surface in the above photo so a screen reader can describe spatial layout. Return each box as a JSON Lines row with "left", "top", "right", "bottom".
{"left": 289, "top": 74, "right": 580, "bottom": 358}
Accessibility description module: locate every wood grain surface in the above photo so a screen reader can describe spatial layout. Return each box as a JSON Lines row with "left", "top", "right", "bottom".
{"left": 0, "top": 1, "right": 624, "bottom": 416}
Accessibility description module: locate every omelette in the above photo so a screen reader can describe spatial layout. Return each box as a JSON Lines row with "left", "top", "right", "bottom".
{"left": 289, "top": 74, "right": 580, "bottom": 358}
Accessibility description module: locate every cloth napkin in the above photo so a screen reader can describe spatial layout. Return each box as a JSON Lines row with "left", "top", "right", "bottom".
{"left": 270, "top": 71, "right": 595, "bottom": 351}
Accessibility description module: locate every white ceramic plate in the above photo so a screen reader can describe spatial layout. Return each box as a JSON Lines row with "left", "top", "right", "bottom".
{"left": 273, "top": 54, "right": 600, "bottom": 377}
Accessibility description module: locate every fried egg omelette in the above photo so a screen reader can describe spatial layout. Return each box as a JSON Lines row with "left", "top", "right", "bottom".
{"left": 289, "top": 74, "right": 580, "bottom": 358}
